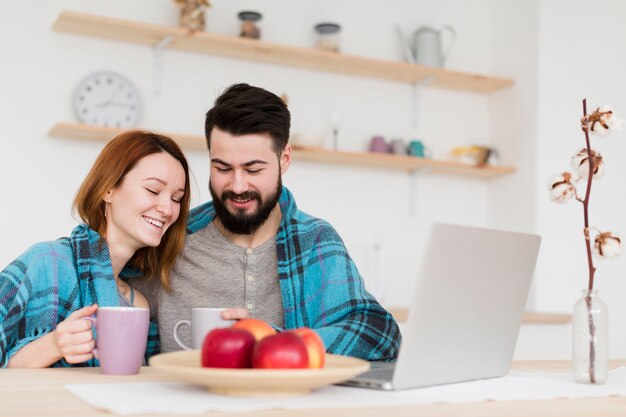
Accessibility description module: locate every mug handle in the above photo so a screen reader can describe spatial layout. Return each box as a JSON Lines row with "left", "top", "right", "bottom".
{"left": 440, "top": 25, "right": 457, "bottom": 64}
{"left": 84, "top": 316, "right": 99, "bottom": 360}
{"left": 173, "top": 320, "right": 193, "bottom": 350}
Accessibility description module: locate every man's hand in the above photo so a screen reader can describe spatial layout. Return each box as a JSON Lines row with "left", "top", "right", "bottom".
{"left": 53, "top": 304, "right": 98, "bottom": 364}
{"left": 221, "top": 307, "right": 249, "bottom": 320}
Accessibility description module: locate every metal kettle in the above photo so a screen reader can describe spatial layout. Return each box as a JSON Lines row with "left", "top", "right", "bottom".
{"left": 412, "top": 25, "right": 456, "bottom": 67}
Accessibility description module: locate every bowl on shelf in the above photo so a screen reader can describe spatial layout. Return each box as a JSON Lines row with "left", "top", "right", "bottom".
{"left": 449, "top": 146, "right": 499, "bottom": 166}
{"left": 291, "top": 133, "right": 325, "bottom": 149}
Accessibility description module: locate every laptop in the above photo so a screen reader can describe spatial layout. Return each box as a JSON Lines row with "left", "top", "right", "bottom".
{"left": 341, "top": 223, "right": 541, "bottom": 390}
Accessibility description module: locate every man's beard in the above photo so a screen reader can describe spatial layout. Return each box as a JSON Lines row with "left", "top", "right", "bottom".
{"left": 210, "top": 176, "right": 282, "bottom": 235}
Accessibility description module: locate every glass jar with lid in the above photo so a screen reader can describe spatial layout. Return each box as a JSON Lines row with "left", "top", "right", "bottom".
{"left": 314, "top": 22, "right": 341, "bottom": 52}
{"left": 238, "top": 11, "right": 262, "bottom": 39}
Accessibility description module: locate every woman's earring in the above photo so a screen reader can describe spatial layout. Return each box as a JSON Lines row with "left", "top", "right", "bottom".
{"left": 104, "top": 202, "right": 110, "bottom": 218}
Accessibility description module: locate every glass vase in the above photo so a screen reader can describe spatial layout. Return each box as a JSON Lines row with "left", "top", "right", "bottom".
{"left": 572, "top": 289, "right": 608, "bottom": 384}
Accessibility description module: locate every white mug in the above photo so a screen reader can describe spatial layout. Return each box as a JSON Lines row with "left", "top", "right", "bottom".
{"left": 173, "top": 308, "right": 234, "bottom": 350}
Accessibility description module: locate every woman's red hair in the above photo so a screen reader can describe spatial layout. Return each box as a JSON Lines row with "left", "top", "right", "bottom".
{"left": 74, "top": 130, "right": 190, "bottom": 291}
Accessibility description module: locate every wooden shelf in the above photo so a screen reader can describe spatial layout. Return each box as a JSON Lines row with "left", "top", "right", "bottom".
{"left": 387, "top": 308, "right": 572, "bottom": 325}
{"left": 49, "top": 122, "right": 207, "bottom": 151}
{"left": 49, "top": 122, "right": 515, "bottom": 178}
{"left": 294, "top": 145, "right": 515, "bottom": 177}
{"left": 52, "top": 11, "right": 514, "bottom": 93}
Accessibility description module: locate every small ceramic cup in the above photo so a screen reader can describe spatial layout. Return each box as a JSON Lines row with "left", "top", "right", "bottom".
{"left": 369, "top": 136, "right": 390, "bottom": 153}
{"left": 390, "top": 138, "right": 408, "bottom": 155}
{"left": 408, "top": 140, "right": 432, "bottom": 158}
{"left": 173, "top": 308, "right": 235, "bottom": 350}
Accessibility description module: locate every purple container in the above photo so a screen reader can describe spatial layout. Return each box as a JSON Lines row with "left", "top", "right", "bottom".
{"left": 369, "top": 136, "right": 390, "bottom": 153}
{"left": 89, "top": 307, "right": 150, "bottom": 375}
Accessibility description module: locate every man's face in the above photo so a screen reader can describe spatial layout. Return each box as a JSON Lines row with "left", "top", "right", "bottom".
{"left": 209, "top": 127, "right": 291, "bottom": 235}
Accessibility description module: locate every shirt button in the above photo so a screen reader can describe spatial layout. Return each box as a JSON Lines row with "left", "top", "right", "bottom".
{"left": 246, "top": 303, "right": 254, "bottom": 310}
{"left": 246, "top": 248, "right": 253, "bottom": 255}
{"left": 247, "top": 275, "right": 254, "bottom": 282}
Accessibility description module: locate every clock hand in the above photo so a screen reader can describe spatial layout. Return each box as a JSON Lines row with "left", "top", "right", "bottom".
{"left": 105, "top": 83, "right": 124, "bottom": 103}
{"left": 94, "top": 84, "right": 125, "bottom": 108}
{"left": 107, "top": 102, "right": 132, "bottom": 109}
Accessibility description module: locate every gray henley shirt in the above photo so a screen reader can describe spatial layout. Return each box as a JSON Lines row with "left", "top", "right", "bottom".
{"left": 142, "top": 222, "right": 285, "bottom": 353}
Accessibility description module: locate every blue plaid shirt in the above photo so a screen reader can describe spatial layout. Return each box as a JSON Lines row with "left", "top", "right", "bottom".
{"left": 0, "top": 224, "right": 159, "bottom": 367}
{"left": 187, "top": 187, "right": 401, "bottom": 361}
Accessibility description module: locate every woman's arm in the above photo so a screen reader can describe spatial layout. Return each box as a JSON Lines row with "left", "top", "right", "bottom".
{"left": 6, "top": 331, "right": 63, "bottom": 368}
{"left": 6, "top": 304, "right": 98, "bottom": 368}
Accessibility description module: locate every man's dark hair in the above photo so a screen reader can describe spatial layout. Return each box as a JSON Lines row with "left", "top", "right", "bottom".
{"left": 204, "top": 83, "right": 290, "bottom": 155}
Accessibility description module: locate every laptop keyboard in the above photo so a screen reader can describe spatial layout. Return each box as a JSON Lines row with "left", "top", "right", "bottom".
{"left": 360, "top": 362, "right": 396, "bottom": 380}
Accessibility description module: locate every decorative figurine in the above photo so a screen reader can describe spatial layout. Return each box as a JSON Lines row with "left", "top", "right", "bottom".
{"left": 173, "top": 0, "right": 211, "bottom": 32}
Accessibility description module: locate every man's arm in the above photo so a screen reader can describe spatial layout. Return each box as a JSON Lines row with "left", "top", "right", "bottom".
{"left": 279, "top": 223, "right": 402, "bottom": 361}
{"left": 313, "top": 301, "right": 401, "bottom": 361}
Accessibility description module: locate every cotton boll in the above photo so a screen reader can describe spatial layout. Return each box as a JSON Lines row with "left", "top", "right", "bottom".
{"left": 591, "top": 123, "right": 610, "bottom": 137}
{"left": 550, "top": 183, "right": 575, "bottom": 203}
{"left": 585, "top": 105, "right": 624, "bottom": 136}
{"left": 570, "top": 148, "right": 604, "bottom": 180}
{"left": 548, "top": 172, "right": 576, "bottom": 203}
{"left": 593, "top": 232, "right": 622, "bottom": 259}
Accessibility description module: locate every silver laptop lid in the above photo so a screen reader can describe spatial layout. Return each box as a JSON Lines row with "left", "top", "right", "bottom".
{"left": 392, "top": 223, "right": 541, "bottom": 389}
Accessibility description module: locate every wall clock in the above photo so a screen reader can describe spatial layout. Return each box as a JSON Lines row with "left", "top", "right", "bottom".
{"left": 73, "top": 71, "right": 141, "bottom": 129}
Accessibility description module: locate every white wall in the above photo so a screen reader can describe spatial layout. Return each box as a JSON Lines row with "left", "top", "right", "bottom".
{"left": 487, "top": 0, "right": 540, "bottom": 312}
{"left": 533, "top": 0, "right": 626, "bottom": 359}
{"left": 6, "top": 0, "right": 625, "bottom": 358}
{"left": 485, "top": 0, "right": 626, "bottom": 360}
{"left": 0, "top": 0, "right": 496, "bottom": 310}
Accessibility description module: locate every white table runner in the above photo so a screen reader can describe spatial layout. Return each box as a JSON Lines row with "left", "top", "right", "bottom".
{"left": 65, "top": 367, "right": 626, "bottom": 415}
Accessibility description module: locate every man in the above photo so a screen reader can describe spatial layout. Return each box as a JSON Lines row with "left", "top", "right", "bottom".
{"left": 143, "top": 83, "right": 401, "bottom": 361}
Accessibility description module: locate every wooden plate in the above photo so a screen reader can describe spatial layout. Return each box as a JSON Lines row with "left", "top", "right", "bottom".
{"left": 149, "top": 350, "right": 370, "bottom": 396}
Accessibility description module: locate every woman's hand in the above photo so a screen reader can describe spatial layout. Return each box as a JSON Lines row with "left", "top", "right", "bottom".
{"left": 6, "top": 304, "right": 99, "bottom": 368}
{"left": 53, "top": 304, "right": 98, "bottom": 364}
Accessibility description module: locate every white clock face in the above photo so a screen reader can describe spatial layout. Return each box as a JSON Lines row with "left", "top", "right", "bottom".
{"left": 73, "top": 71, "right": 141, "bottom": 129}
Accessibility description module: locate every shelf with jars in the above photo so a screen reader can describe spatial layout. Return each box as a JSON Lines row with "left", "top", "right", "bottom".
{"left": 49, "top": 122, "right": 515, "bottom": 178}
{"left": 52, "top": 11, "right": 513, "bottom": 93}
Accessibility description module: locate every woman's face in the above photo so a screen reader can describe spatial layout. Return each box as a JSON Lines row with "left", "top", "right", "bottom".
{"left": 104, "top": 152, "right": 186, "bottom": 252}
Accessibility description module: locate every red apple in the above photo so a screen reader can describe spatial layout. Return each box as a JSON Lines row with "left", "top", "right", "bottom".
{"left": 201, "top": 328, "right": 256, "bottom": 368}
{"left": 231, "top": 318, "right": 276, "bottom": 341}
{"left": 290, "top": 328, "right": 326, "bottom": 368}
{"left": 252, "top": 332, "right": 309, "bottom": 369}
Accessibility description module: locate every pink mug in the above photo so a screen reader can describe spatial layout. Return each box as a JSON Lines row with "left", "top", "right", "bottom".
{"left": 369, "top": 136, "right": 390, "bottom": 153}
{"left": 86, "top": 307, "right": 150, "bottom": 375}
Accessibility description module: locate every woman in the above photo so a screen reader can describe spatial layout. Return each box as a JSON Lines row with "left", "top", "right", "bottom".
{"left": 0, "top": 131, "right": 191, "bottom": 368}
